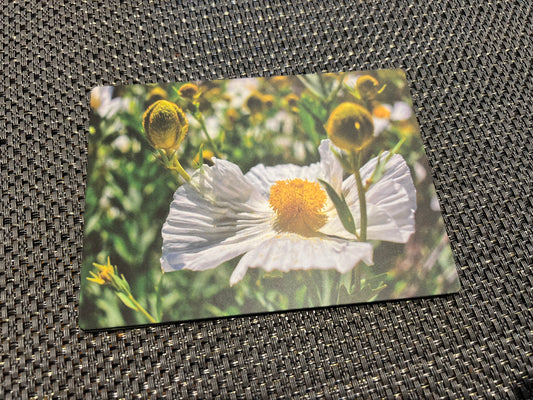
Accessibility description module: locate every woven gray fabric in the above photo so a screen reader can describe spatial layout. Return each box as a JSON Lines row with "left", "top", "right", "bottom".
{"left": 1, "top": 0, "right": 532, "bottom": 398}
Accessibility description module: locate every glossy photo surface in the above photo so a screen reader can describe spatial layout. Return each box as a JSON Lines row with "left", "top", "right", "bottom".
{"left": 80, "top": 70, "right": 460, "bottom": 330}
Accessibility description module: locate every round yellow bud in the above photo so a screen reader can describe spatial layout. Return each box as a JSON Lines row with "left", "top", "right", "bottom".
{"left": 325, "top": 103, "right": 374, "bottom": 152}
{"left": 178, "top": 83, "right": 199, "bottom": 99}
{"left": 262, "top": 94, "right": 275, "bottom": 109}
{"left": 246, "top": 91, "right": 265, "bottom": 115}
{"left": 142, "top": 100, "right": 189, "bottom": 151}
{"left": 356, "top": 75, "right": 380, "bottom": 100}
{"left": 284, "top": 93, "right": 299, "bottom": 108}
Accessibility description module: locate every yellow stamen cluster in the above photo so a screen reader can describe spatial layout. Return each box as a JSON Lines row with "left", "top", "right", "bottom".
{"left": 269, "top": 178, "right": 327, "bottom": 236}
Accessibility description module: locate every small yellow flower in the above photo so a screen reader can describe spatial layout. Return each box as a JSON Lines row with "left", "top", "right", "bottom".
{"left": 178, "top": 83, "right": 199, "bottom": 99}
{"left": 356, "top": 75, "right": 380, "bottom": 100}
{"left": 325, "top": 102, "right": 374, "bottom": 152}
{"left": 87, "top": 257, "right": 116, "bottom": 286}
{"left": 143, "top": 100, "right": 189, "bottom": 151}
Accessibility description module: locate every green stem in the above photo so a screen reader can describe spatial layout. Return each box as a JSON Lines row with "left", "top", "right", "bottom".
{"left": 128, "top": 294, "right": 157, "bottom": 324}
{"left": 195, "top": 112, "right": 222, "bottom": 158}
{"left": 352, "top": 265, "right": 361, "bottom": 297}
{"left": 353, "top": 151, "right": 367, "bottom": 242}
{"left": 166, "top": 151, "right": 191, "bottom": 182}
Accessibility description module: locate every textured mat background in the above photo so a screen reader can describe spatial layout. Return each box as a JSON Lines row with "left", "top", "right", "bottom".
{"left": 1, "top": 1, "right": 532, "bottom": 399}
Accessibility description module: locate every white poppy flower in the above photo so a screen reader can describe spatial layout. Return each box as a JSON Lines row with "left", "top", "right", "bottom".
{"left": 161, "top": 140, "right": 416, "bottom": 285}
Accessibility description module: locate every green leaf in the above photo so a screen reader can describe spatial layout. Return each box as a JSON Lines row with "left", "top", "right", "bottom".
{"left": 344, "top": 84, "right": 361, "bottom": 100}
{"left": 337, "top": 283, "right": 352, "bottom": 303}
{"left": 116, "top": 292, "right": 138, "bottom": 311}
{"left": 325, "top": 73, "right": 347, "bottom": 104}
{"left": 298, "top": 105, "right": 320, "bottom": 146}
{"left": 318, "top": 179, "right": 356, "bottom": 236}
{"left": 294, "top": 285, "right": 307, "bottom": 308}
{"left": 296, "top": 75, "right": 324, "bottom": 99}
{"left": 339, "top": 272, "right": 354, "bottom": 294}
{"left": 120, "top": 274, "right": 131, "bottom": 292}
{"left": 113, "top": 235, "right": 136, "bottom": 265}
{"left": 198, "top": 143, "right": 204, "bottom": 167}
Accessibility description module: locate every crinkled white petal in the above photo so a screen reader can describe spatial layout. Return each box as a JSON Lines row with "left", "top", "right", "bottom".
{"left": 320, "top": 152, "right": 416, "bottom": 243}
{"left": 318, "top": 139, "right": 344, "bottom": 192}
{"left": 244, "top": 162, "right": 322, "bottom": 199}
{"left": 161, "top": 159, "right": 273, "bottom": 272}
{"left": 230, "top": 234, "right": 374, "bottom": 285}
{"left": 244, "top": 139, "right": 342, "bottom": 198}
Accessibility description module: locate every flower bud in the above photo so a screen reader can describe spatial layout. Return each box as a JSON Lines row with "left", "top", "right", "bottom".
{"left": 143, "top": 100, "right": 189, "bottom": 151}
{"left": 262, "top": 94, "right": 275, "bottom": 109}
{"left": 356, "top": 75, "right": 379, "bottom": 100}
{"left": 325, "top": 102, "right": 374, "bottom": 152}
{"left": 246, "top": 91, "right": 265, "bottom": 115}
{"left": 178, "top": 83, "right": 199, "bottom": 99}
{"left": 284, "top": 93, "right": 299, "bottom": 109}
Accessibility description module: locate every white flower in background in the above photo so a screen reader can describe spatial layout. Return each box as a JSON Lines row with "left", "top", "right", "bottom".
{"left": 372, "top": 101, "right": 413, "bottom": 135}
{"left": 90, "top": 86, "right": 130, "bottom": 118}
{"left": 161, "top": 140, "right": 416, "bottom": 285}
{"left": 226, "top": 78, "right": 259, "bottom": 109}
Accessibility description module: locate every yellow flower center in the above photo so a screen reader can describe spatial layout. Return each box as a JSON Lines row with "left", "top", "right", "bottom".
{"left": 269, "top": 178, "right": 327, "bottom": 236}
